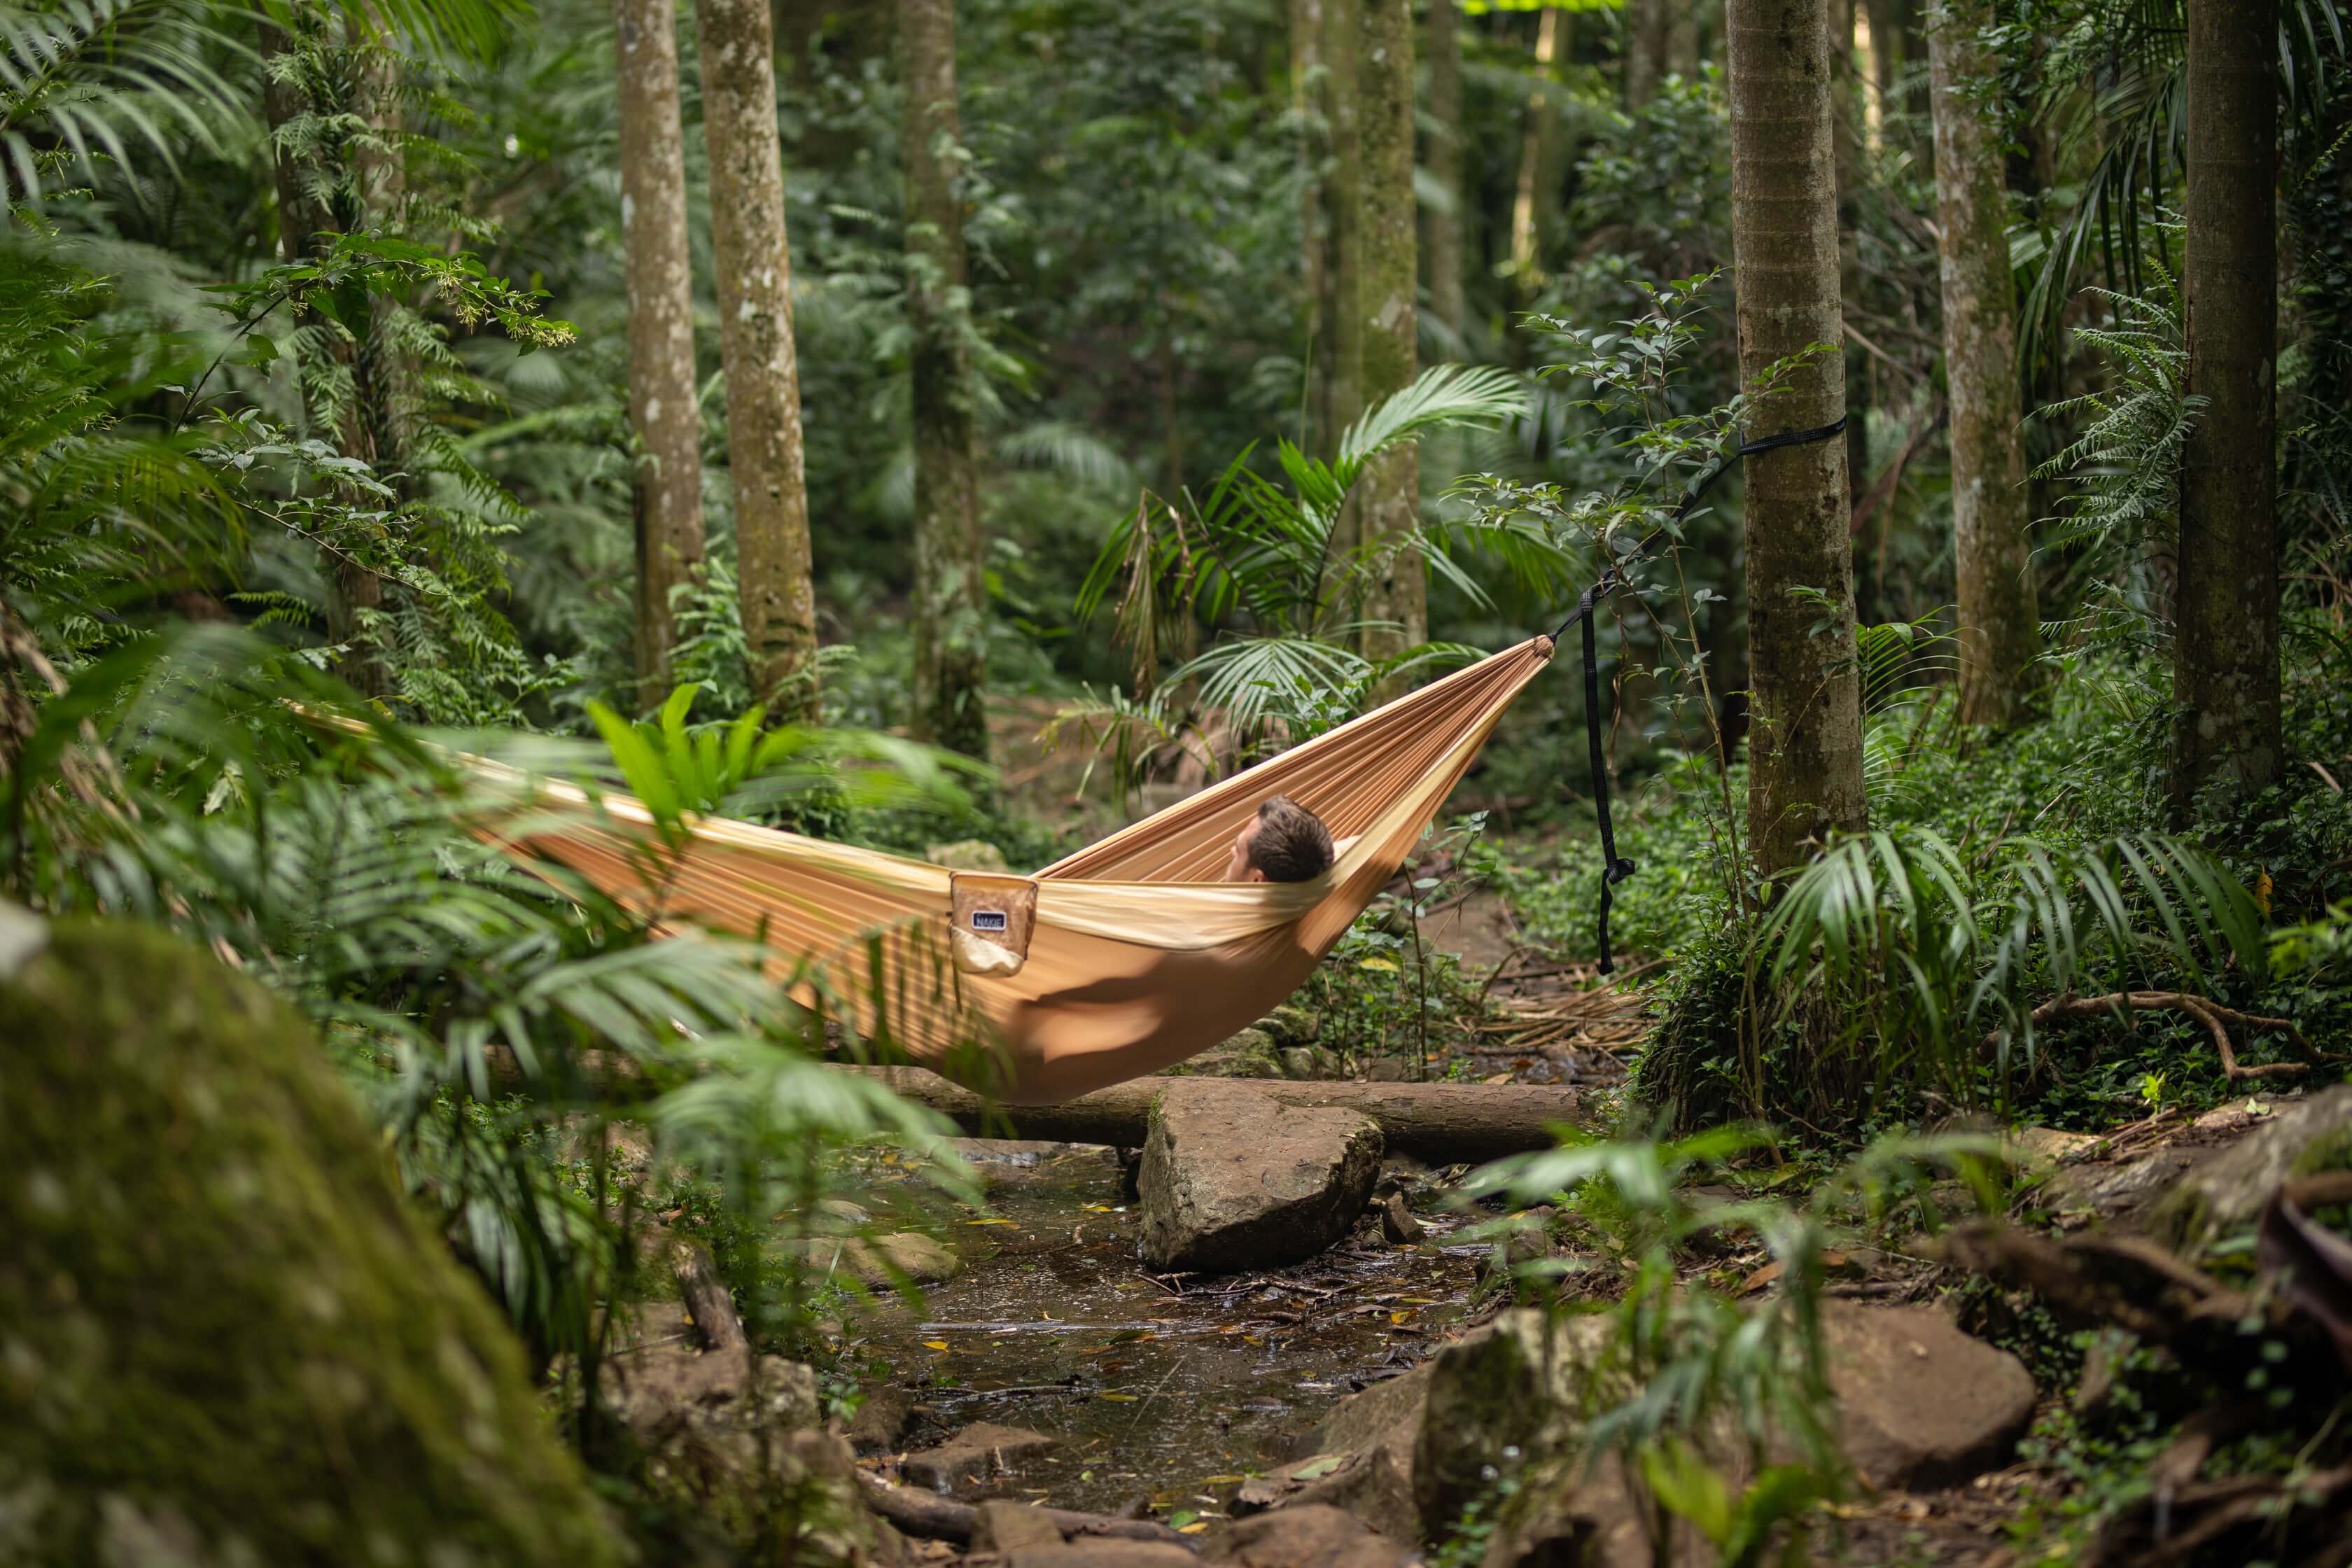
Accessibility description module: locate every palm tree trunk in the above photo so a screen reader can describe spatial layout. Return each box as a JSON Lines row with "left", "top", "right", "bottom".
{"left": 902, "top": 0, "right": 988, "bottom": 760}
{"left": 697, "top": 0, "right": 820, "bottom": 721}
{"left": 2173, "top": 0, "right": 2281, "bottom": 808}
{"left": 616, "top": 0, "right": 706, "bottom": 701}
{"left": 1928, "top": 0, "right": 2039, "bottom": 728}
{"left": 1726, "top": 0, "right": 1867, "bottom": 874}
{"left": 1357, "top": 0, "right": 1423, "bottom": 668}
{"left": 1424, "top": 0, "right": 1466, "bottom": 344}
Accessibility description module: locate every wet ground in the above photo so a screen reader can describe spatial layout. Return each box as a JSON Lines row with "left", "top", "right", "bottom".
{"left": 827, "top": 1140, "right": 1488, "bottom": 1519}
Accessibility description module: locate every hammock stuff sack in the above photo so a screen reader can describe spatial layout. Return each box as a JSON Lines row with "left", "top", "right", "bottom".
{"left": 468, "top": 637, "right": 1557, "bottom": 1105}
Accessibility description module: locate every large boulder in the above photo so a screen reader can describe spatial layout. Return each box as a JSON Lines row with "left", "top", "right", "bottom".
{"left": 1818, "top": 1302, "right": 2037, "bottom": 1490}
{"left": 1139, "top": 1080, "right": 1382, "bottom": 1273}
{"left": 0, "top": 913, "right": 623, "bottom": 1567}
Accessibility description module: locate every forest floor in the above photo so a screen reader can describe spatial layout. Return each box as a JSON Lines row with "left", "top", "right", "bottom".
{"left": 778, "top": 870, "right": 2323, "bottom": 1568}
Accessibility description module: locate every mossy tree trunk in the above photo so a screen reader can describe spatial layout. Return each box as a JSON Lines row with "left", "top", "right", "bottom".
{"left": 698, "top": 0, "right": 820, "bottom": 721}
{"left": 902, "top": 0, "right": 989, "bottom": 760}
{"left": 617, "top": 0, "right": 706, "bottom": 701}
{"left": 1928, "top": 0, "right": 2040, "bottom": 728}
{"left": 1322, "top": 0, "right": 1363, "bottom": 483}
{"left": 1424, "top": 0, "right": 1466, "bottom": 345}
{"left": 1292, "top": 0, "right": 1334, "bottom": 455}
{"left": 1727, "top": 0, "right": 1868, "bottom": 874}
{"left": 1357, "top": 0, "right": 1424, "bottom": 668}
{"left": 2174, "top": 0, "right": 2281, "bottom": 808}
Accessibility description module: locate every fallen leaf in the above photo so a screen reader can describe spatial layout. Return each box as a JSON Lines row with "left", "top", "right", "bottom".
{"left": 1178, "top": 1524, "right": 1210, "bottom": 1535}
{"left": 1357, "top": 957, "right": 1399, "bottom": 972}
{"left": 1292, "top": 1455, "right": 1346, "bottom": 1480}
{"left": 1740, "top": 1261, "right": 1784, "bottom": 1296}
{"left": 1099, "top": 1392, "right": 1140, "bottom": 1403}
{"left": 923, "top": 1340, "right": 950, "bottom": 1351}
{"left": 967, "top": 1218, "right": 1019, "bottom": 1227}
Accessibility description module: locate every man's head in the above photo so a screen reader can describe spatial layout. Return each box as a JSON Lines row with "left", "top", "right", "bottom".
{"left": 1224, "top": 795, "right": 1336, "bottom": 883}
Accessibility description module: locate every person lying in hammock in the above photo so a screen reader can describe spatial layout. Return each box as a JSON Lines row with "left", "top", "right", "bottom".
{"left": 1222, "top": 795, "right": 1336, "bottom": 883}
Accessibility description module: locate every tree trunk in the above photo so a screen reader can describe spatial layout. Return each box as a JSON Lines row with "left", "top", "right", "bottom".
{"left": 1928, "top": 0, "right": 2040, "bottom": 729}
{"left": 1726, "top": 0, "right": 1867, "bottom": 874}
{"left": 1293, "top": 0, "right": 1333, "bottom": 455}
{"left": 1322, "top": 0, "right": 1364, "bottom": 474}
{"left": 1669, "top": 0, "right": 1702, "bottom": 78}
{"left": 616, "top": 0, "right": 706, "bottom": 701}
{"left": 1508, "top": 6, "right": 1563, "bottom": 309}
{"left": 1424, "top": 0, "right": 1466, "bottom": 344}
{"left": 697, "top": 0, "right": 820, "bottom": 721}
{"left": 1357, "top": 0, "right": 1423, "bottom": 668}
{"left": 2174, "top": 0, "right": 2281, "bottom": 808}
{"left": 832, "top": 1065, "right": 1590, "bottom": 1163}
{"left": 1625, "top": 0, "right": 1669, "bottom": 108}
{"left": 901, "top": 0, "right": 989, "bottom": 760}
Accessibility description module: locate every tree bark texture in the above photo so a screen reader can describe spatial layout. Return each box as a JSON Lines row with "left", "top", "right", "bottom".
{"left": 1508, "top": 6, "right": 1563, "bottom": 300}
{"left": 1625, "top": 0, "right": 1670, "bottom": 107}
{"left": 1727, "top": 0, "right": 1868, "bottom": 874}
{"left": 697, "top": 0, "right": 821, "bottom": 721}
{"left": 1293, "top": 0, "right": 1334, "bottom": 456}
{"left": 2174, "top": 0, "right": 2281, "bottom": 807}
{"left": 1322, "top": 0, "right": 1364, "bottom": 472}
{"left": 1355, "top": 0, "right": 1424, "bottom": 668}
{"left": 1424, "top": 0, "right": 1466, "bottom": 342}
{"left": 833, "top": 1065, "right": 1590, "bottom": 1163}
{"left": 1927, "top": 0, "right": 2040, "bottom": 728}
{"left": 902, "top": 0, "right": 990, "bottom": 760}
{"left": 616, "top": 0, "right": 706, "bottom": 699}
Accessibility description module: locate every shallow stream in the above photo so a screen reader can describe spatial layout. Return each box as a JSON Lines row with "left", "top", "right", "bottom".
{"left": 828, "top": 1140, "right": 1486, "bottom": 1519}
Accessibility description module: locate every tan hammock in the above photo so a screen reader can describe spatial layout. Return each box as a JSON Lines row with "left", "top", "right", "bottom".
{"left": 479, "top": 636, "right": 1555, "bottom": 1103}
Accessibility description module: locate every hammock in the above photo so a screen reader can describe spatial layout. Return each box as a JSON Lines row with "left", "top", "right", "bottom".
{"left": 476, "top": 636, "right": 1558, "bottom": 1103}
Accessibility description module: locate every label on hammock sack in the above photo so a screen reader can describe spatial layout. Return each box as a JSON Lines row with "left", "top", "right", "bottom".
{"left": 969, "top": 909, "right": 1009, "bottom": 932}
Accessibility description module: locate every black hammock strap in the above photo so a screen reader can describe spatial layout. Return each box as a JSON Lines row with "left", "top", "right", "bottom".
{"left": 1544, "top": 414, "right": 1848, "bottom": 975}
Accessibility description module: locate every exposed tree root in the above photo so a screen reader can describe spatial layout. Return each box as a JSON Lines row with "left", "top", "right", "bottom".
{"left": 2002, "top": 989, "right": 2326, "bottom": 1082}
{"left": 854, "top": 1473, "right": 1189, "bottom": 1547}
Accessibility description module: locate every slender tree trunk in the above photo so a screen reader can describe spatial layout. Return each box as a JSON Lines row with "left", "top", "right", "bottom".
{"left": 1508, "top": 6, "right": 1562, "bottom": 304}
{"left": 616, "top": 0, "right": 706, "bottom": 700}
{"left": 1836, "top": 0, "right": 1870, "bottom": 517}
{"left": 1292, "top": 0, "right": 1333, "bottom": 454}
{"left": 2173, "top": 0, "right": 2281, "bottom": 808}
{"left": 1424, "top": 0, "right": 1466, "bottom": 346}
{"left": 902, "top": 0, "right": 988, "bottom": 760}
{"left": 1322, "top": 0, "right": 1364, "bottom": 477}
{"left": 1928, "top": 0, "right": 2039, "bottom": 727}
{"left": 1727, "top": 0, "right": 1867, "bottom": 874}
{"left": 1669, "top": 0, "right": 1702, "bottom": 77}
{"left": 698, "top": 0, "right": 820, "bottom": 720}
{"left": 1625, "top": 0, "right": 1669, "bottom": 107}
{"left": 1357, "top": 0, "right": 1423, "bottom": 667}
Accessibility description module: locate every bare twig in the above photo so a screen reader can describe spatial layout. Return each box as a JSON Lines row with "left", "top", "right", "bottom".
{"left": 1993, "top": 990, "right": 2326, "bottom": 1082}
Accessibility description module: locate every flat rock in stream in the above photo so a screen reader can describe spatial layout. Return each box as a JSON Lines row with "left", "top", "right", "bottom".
{"left": 781, "top": 1231, "right": 963, "bottom": 1287}
{"left": 898, "top": 1422, "right": 1056, "bottom": 1492}
{"left": 1139, "top": 1080, "right": 1382, "bottom": 1273}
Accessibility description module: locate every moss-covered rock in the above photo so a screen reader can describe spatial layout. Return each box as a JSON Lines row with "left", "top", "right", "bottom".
{"left": 0, "top": 913, "right": 624, "bottom": 1568}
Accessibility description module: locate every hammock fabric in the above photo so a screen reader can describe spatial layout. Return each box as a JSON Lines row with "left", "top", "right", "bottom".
{"left": 482, "top": 636, "right": 1557, "bottom": 1104}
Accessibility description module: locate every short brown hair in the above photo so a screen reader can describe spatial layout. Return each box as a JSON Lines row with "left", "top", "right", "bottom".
{"left": 1250, "top": 796, "right": 1335, "bottom": 882}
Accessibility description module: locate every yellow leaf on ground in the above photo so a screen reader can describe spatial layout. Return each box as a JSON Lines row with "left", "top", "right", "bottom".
{"left": 1178, "top": 1523, "right": 1209, "bottom": 1535}
{"left": 923, "top": 1340, "right": 950, "bottom": 1351}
